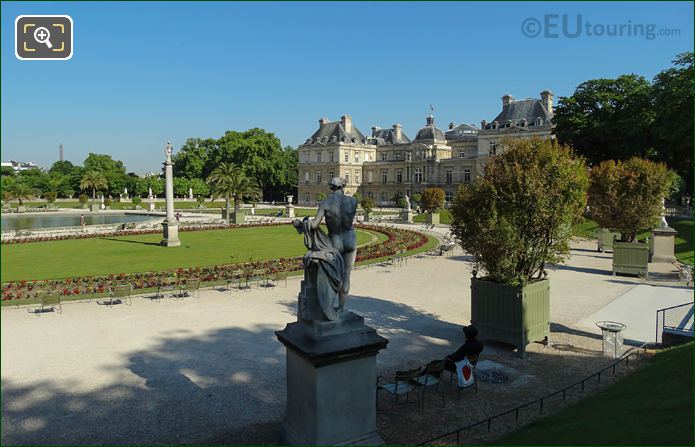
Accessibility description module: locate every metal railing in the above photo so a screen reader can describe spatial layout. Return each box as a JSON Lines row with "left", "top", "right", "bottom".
{"left": 420, "top": 343, "right": 649, "bottom": 445}
{"left": 655, "top": 302, "right": 694, "bottom": 345}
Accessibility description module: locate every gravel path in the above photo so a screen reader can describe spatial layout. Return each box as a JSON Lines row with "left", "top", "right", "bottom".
{"left": 1, "top": 235, "right": 687, "bottom": 445}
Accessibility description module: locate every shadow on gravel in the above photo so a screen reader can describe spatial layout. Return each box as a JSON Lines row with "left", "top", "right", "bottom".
{"left": 3, "top": 296, "right": 465, "bottom": 446}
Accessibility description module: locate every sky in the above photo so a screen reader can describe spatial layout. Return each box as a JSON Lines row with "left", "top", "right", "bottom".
{"left": 2, "top": 1, "right": 693, "bottom": 173}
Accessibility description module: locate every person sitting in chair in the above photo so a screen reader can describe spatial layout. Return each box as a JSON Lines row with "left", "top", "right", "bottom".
{"left": 445, "top": 325, "right": 483, "bottom": 372}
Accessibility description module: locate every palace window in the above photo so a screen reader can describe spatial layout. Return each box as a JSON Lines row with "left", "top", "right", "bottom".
{"left": 355, "top": 152, "right": 360, "bottom": 163}
{"left": 329, "top": 151, "right": 334, "bottom": 163}
{"left": 459, "top": 149, "right": 465, "bottom": 158}
{"left": 381, "top": 152, "right": 387, "bottom": 161}
{"left": 367, "top": 191, "right": 373, "bottom": 198}
{"left": 446, "top": 170, "right": 452, "bottom": 184}
{"left": 396, "top": 170, "right": 403, "bottom": 183}
{"left": 304, "top": 171, "right": 309, "bottom": 183}
{"left": 304, "top": 191, "right": 310, "bottom": 203}
{"left": 414, "top": 168, "right": 422, "bottom": 183}
{"left": 355, "top": 171, "right": 360, "bottom": 184}
{"left": 381, "top": 170, "right": 388, "bottom": 184}
{"left": 396, "top": 151, "right": 401, "bottom": 160}
{"left": 317, "top": 152, "right": 322, "bottom": 163}
{"left": 380, "top": 192, "right": 387, "bottom": 203}
{"left": 344, "top": 152, "right": 349, "bottom": 162}
{"left": 464, "top": 168, "right": 471, "bottom": 183}
{"left": 345, "top": 171, "right": 350, "bottom": 184}
{"left": 489, "top": 142, "right": 497, "bottom": 155}
{"left": 367, "top": 171, "right": 373, "bottom": 183}
{"left": 445, "top": 191, "right": 453, "bottom": 202}
{"left": 304, "top": 152, "right": 310, "bottom": 163}
{"left": 328, "top": 171, "right": 334, "bottom": 180}
{"left": 316, "top": 171, "right": 322, "bottom": 184}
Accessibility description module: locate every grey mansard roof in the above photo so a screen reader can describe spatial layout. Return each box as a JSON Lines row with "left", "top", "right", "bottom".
{"left": 445, "top": 123, "right": 479, "bottom": 141}
{"left": 305, "top": 121, "right": 367, "bottom": 145}
{"left": 485, "top": 99, "right": 552, "bottom": 129}
{"left": 414, "top": 115, "right": 446, "bottom": 142}
{"left": 370, "top": 127, "right": 412, "bottom": 145}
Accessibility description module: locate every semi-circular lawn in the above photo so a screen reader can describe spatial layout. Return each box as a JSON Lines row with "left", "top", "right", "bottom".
{"left": 2, "top": 225, "right": 382, "bottom": 282}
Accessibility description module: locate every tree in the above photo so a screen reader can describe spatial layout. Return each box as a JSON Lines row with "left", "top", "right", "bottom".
{"left": 652, "top": 52, "right": 694, "bottom": 194}
{"left": 80, "top": 170, "right": 108, "bottom": 204}
{"left": 143, "top": 176, "right": 164, "bottom": 197}
{"left": 207, "top": 162, "right": 262, "bottom": 221}
{"left": 4, "top": 181, "right": 35, "bottom": 208}
{"left": 451, "top": 138, "right": 589, "bottom": 285}
{"left": 210, "top": 129, "right": 293, "bottom": 200}
{"left": 360, "top": 197, "right": 375, "bottom": 218}
{"left": 420, "top": 188, "right": 445, "bottom": 213}
{"left": 173, "top": 138, "right": 217, "bottom": 179}
{"left": 411, "top": 193, "right": 422, "bottom": 206}
{"left": 1, "top": 166, "right": 14, "bottom": 176}
{"left": 49, "top": 160, "right": 75, "bottom": 176}
{"left": 588, "top": 158, "right": 678, "bottom": 242}
{"left": 188, "top": 178, "right": 210, "bottom": 197}
{"left": 173, "top": 177, "right": 190, "bottom": 197}
{"left": 83, "top": 153, "right": 128, "bottom": 196}
{"left": 44, "top": 191, "right": 57, "bottom": 203}
{"left": 554, "top": 74, "right": 654, "bottom": 164}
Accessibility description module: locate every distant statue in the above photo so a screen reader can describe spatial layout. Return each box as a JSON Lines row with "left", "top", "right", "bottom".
{"left": 148, "top": 187, "right": 153, "bottom": 198}
{"left": 404, "top": 194, "right": 411, "bottom": 210}
{"left": 124, "top": 187, "right": 128, "bottom": 195}
{"left": 293, "top": 177, "right": 357, "bottom": 321}
{"left": 165, "top": 141, "right": 173, "bottom": 164}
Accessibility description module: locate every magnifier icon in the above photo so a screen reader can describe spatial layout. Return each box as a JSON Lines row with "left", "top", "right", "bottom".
{"left": 33, "top": 27, "right": 53, "bottom": 49}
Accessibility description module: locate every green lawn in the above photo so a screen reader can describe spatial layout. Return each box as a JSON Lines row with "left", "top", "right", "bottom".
{"left": 496, "top": 343, "right": 693, "bottom": 445}
{"left": 413, "top": 210, "right": 452, "bottom": 224}
{"left": 670, "top": 218, "right": 693, "bottom": 265}
{"left": 1, "top": 226, "right": 378, "bottom": 282}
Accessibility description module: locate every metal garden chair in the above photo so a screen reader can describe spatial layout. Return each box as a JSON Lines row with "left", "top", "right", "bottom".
{"left": 376, "top": 367, "right": 421, "bottom": 413}
{"left": 98, "top": 284, "right": 132, "bottom": 306}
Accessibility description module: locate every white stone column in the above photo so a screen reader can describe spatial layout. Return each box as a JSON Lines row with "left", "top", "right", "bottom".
{"left": 161, "top": 141, "right": 181, "bottom": 247}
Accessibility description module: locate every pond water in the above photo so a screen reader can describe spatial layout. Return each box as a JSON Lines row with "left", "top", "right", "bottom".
{"left": 1, "top": 213, "right": 159, "bottom": 231}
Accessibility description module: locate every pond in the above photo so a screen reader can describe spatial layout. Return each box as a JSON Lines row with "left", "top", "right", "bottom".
{"left": 1, "top": 213, "right": 159, "bottom": 231}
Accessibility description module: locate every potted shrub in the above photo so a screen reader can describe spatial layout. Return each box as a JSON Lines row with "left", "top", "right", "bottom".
{"left": 360, "top": 196, "right": 375, "bottom": 222}
{"left": 588, "top": 158, "right": 678, "bottom": 277}
{"left": 451, "top": 138, "right": 589, "bottom": 357}
{"left": 104, "top": 198, "right": 112, "bottom": 210}
{"left": 421, "top": 187, "right": 445, "bottom": 224}
{"left": 132, "top": 196, "right": 142, "bottom": 210}
{"left": 78, "top": 194, "right": 89, "bottom": 209}
{"left": 44, "top": 191, "right": 58, "bottom": 209}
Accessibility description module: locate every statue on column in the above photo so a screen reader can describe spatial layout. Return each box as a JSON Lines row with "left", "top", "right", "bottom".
{"left": 293, "top": 177, "right": 357, "bottom": 321}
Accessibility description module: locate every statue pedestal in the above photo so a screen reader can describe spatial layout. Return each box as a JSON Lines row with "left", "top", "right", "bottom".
{"left": 650, "top": 226, "right": 677, "bottom": 263}
{"left": 286, "top": 205, "right": 295, "bottom": 218}
{"left": 160, "top": 220, "right": 181, "bottom": 247}
{"left": 276, "top": 304, "right": 388, "bottom": 445}
{"left": 400, "top": 209, "right": 413, "bottom": 223}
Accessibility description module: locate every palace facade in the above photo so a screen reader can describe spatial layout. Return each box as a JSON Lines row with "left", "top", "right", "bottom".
{"left": 297, "top": 91, "right": 555, "bottom": 206}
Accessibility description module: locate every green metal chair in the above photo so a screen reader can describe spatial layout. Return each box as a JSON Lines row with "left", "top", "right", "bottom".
{"left": 179, "top": 279, "right": 201, "bottom": 299}
{"left": 414, "top": 360, "right": 446, "bottom": 408}
{"left": 376, "top": 367, "right": 421, "bottom": 413}
{"left": 33, "top": 290, "right": 62, "bottom": 314}
{"left": 156, "top": 276, "right": 178, "bottom": 299}
{"left": 98, "top": 284, "right": 132, "bottom": 306}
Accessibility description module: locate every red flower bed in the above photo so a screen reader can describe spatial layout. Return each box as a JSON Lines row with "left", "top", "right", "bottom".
{"left": 1, "top": 224, "right": 428, "bottom": 302}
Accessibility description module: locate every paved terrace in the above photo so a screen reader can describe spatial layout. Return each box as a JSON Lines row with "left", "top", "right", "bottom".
{"left": 2, "top": 231, "right": 690, "bottom": 444}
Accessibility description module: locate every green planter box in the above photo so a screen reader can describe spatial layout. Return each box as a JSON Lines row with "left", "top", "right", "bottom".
{"left": 223, "top": 209, "right": 246, "bottom": 224}
{"left": 597, "top": 228, "right": 621, "bottom": 253}
{"left": 612, "top": 242, "right": 649, "bottom": 277}
{"left": 471, "top": 278, "right": 550, "bottom": 358}
{"left": 425, "top": 212, "right": 440, "bottom": 225}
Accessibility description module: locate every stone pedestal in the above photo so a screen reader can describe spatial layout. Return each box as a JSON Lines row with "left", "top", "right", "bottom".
{"left": 286, "top": 205, "right": 295, "bottom": 218}
{"left": 400, "top": 209, "right": 413, "bottom": 223}
{"left": 160, "top": 219, "right": 181, "bottom": 247}
{"left": 650, "top": 226, "right": 677, "bottom": 263}
{"left": 90, "top": 204, "right": 100, "bottom": 212}
{"left": 276, "top": 300, "right": 388, "bottom": 445}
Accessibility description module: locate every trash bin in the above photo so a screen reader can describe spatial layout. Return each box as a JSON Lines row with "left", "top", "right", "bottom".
{"left": 596, "top": 321, "right": 627, "bottom": 358}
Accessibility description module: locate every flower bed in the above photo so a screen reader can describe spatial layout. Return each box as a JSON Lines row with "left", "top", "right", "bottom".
{"left": 1, "top": 221, "right": 289, "bottom": 244}
{"left": 1, "top": 224, "right": 428, "bottom": 302}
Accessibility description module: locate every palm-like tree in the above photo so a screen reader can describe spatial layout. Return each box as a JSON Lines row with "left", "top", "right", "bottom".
{"left": 4, "top": 181, "right": 35, "bottom": 208}
{"left": 207, "top": 162, "right": 261, "bottom": 222}
{"left": 80, "top": 170, "right": 108, "bottom": 204}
